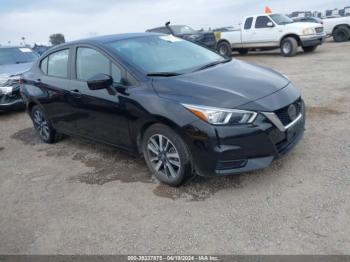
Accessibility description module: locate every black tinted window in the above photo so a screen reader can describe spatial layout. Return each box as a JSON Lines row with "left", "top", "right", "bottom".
{"left": 40, "top": 57, "right": 48, "bottom": 74}
{"left": 48, "top": 49, "right": 69, "bottom": 78}
{"left": 244, "top": 17, "right": 253, "bottom": 29}
{"left": 76, "top": 48, "right": 109, "bottom": 81}
{"left": 255, "top": 16, "right": 273, "bottom": 28}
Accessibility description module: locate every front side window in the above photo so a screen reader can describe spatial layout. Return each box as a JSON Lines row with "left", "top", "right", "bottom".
{"left": 48, "top": 49, "right": 69, "bottom": 78}
{"left": 244, "top": 17, "right": 253, "bottom": 30}
{"left": 255, "top": 16, "right": 273, "bottom": 28}
{"left": 108, "top": 35, "right": 225, "bottom": 74}
{"left": 76, "top": 48, "right": 110, "bottom": 81}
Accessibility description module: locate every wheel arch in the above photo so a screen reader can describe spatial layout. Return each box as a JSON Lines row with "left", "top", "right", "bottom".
{"left": 216, "top": 39, "right": 232, "bottom": 48}
{"left": 136, "top": 116, "right": 184, "bottom": 154}
{"left": 332, "top": 24, "right": 350, "bottom": 34}
{"left": 280, "top": 34, "right": 302, "bottom": 46}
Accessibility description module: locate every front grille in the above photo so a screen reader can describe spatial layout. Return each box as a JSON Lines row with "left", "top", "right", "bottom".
{"left": 275, "top": 98, "right": 303, "bottom": 126}
{"left": 216, "top": 159, "right": 247, "bottom": 170}
{"left": 315, "top": 27, "right": 324, "bottom": 34}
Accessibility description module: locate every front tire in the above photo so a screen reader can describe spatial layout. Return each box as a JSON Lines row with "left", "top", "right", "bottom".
{"left": 280, "top": 37, "right": 298, "bottom": 57}
{"left": 31, "top": 105, "right": 56, "bottom": 143}
{"left": 333, "top": 26, "right": 350, "bottom": 42}
{"left": 142, "top": 124, "right": 192, "bottom": 187}
{"left": 302, "top": 45, "right": 318, "bottom": 52}
{"left": 217, "top": 41, "right": 232, "bottom": 57}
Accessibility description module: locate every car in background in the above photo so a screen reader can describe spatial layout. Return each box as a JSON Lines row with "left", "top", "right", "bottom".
{"left": 323, "top": 16, "right": 350, "bottom": 42}
{"left": 147, "top": 22, "right": 217, "bottom": 50}
{"left": 216, "top": 13, "right": 326, "bottom": 57}
{"left": 21, "top": 33, "right": 305, "bottom": 186}
{"left": 0, "top": 47, "right": 38, "bottom": 112}
{"left": 32, "top": 44, "right": 51, "bottom": 55}
{"left": 213, "top": 26, "right": 236, "bottom": 32}
{"left": 293, "top": 17, "right": 323, "bottom": 25}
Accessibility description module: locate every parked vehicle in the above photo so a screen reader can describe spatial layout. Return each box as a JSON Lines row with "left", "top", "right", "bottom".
{"left": 0, "top": 47, "right": 38, "bottom": 112}
{"left": 323, "top": 17, "right": 350, "bottom": 42}
{"left": 213, "top": 26, "right": 236, "bottom": 32}
{"left": 216, "top": 13, "right": 326, "bottom": 57}
{"left": 147, "top": 22, "right": 217, "bottom": 50}
{"left": 21, "top": 33, "right": 305, "bottom": 186}
{"left": 292, "top": 17, "right": 323, "bottom": 25}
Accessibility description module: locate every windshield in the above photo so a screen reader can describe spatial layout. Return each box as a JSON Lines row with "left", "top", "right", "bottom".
{"left": 170, "top": 25, "right": 196, "bottom": 34}
{"left": 0, "top": 47, "right": 38, "bottom": 65}
{"left": 269, "top": 14, "right": 294, "bottom": 25}
{"left": 108, "top": 35, "right": 225, "bottom": 74}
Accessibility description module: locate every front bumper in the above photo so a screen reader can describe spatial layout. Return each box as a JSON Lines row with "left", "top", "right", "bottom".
{"left": 183, "top": 99, "right": 305, "bottom": 177}
{"left": 300, "top": 34, "right": 326, "bottom": 47}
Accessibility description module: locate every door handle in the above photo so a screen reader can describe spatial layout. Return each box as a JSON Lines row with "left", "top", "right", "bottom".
{"left": 69, "top": 89, "right": 82, "bottom": 98}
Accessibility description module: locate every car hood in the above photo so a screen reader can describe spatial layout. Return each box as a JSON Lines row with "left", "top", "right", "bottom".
{"left": 0, "top": 62, "right": 34, "bottom": 78}
{"left": 286, "top": 22, "right": 322, "bottom": 29}
{"left": 152, "top": 59, "right": 290, "bottom": 109}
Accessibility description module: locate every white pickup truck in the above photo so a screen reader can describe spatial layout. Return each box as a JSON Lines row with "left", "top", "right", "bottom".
{"left": 216, "top": 13, "right": 326, "bottom": 57}
{"left": 323, "top": 17, "right": 350, "bottom": 42}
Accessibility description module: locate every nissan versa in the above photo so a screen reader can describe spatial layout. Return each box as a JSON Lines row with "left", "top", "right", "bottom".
{"left": 21, "top": 33, "right": 305, "bottom": 186}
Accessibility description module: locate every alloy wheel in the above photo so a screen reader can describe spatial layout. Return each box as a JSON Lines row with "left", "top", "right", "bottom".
{"left": 32, "top": 110, "right": 50, "bottom": 141}
{"left": 282, "top": 42, "right": 291, "bottom": 54}
{"left": 147, "top": 134, "right": 181, "bottom": 178}
{"left": 219, "top": 46, "right": 228, "bottom": 56}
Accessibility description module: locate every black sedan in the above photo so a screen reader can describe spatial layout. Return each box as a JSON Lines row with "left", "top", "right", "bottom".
{"left": 21, "top": 33, "right": 305, "bottom": 186}
{"left": 147, "top": 23, "right": 217, "bottom": 50}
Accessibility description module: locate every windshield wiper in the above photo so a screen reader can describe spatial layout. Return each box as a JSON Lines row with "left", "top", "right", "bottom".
{"left": 193, "top": 58, "right": 232, "bottom": 72}
{"left": 147, "top": 72, "right": 182, "bottom": 77}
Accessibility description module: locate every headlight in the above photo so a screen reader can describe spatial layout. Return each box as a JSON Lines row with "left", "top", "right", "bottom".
{"left": 302, "top": 27, "right": 315, "bottom": 35}
{"left": 0, "top": 86, "right": 14, "bottom": 95}
{"left": 182, "top": 104, "right": 257, "bottom": 125}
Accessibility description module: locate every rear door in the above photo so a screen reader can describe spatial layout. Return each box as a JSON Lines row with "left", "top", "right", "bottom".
{"left": 37, "top": 48, "right": 78, "bottom": 133}
{"left": 68, "top": 45, "right": 133, "bottom": 148}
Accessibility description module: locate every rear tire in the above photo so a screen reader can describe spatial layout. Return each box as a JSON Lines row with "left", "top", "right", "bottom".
{"left": 217, "top": 41, "right": 232, "bottom": 57}
{"left": 238, "top": 49, "right": 249, "bottom": 55}
{"left": 280, "top": 37, "right": 298, "bottom": 57}
{"left": 333, "top": 26, "right": 350, "bottom": 42}
{"left": 142, "top": 124, "right": 192, "bottom": 187}
{"left": 31, "top": 105, "right": 56, "bottom": 143}
{"left": 302, "top": 45, "right": 318, "bottom": 52}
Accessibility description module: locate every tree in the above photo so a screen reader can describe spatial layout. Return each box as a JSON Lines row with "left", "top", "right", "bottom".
{"left": 49, "top": 33, "right": 66, "bottom": 46}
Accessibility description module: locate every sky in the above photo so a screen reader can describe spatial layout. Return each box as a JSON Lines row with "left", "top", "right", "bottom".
{"left": 0, "top": 0, "right": 349, "bottom": 45}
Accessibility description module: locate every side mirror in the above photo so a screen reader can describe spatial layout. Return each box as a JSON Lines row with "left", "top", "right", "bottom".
{"left": 87, "top": 74, "right": 113, "bottom": 90}
{"left": 267, "top": 22, "right": 274, "bottom": 27}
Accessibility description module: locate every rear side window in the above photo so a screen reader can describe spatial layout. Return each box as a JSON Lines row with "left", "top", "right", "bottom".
{"left": 47, "top": 49, "right": 69, "bottom": 78}
{"left": 40, "top": 57, "right": 48, "bottom": 74}
{"left": 255, "top": 16, "right": 272, "bottom": 28}
{"left": 244, "top": 17, "right": 253, "bottom": 29}
{"left": 76, "top": 47, "right": 109, "bottom": 81}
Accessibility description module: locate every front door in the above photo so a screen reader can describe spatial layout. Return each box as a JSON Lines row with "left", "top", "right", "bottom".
{"left": 68, "top": 46, "right": 132, "bottom": 148}
{"left": 243, "top": 16, "right": 278, "bottom": 47}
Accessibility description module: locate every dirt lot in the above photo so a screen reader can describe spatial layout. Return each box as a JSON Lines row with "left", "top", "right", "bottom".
{"left": 0, "top": 41, "right": 349, "bottom": 255}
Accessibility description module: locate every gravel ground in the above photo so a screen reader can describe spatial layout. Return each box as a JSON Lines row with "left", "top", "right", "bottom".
{"left": 0, "top": 40, "right": 349, "bottom": 255}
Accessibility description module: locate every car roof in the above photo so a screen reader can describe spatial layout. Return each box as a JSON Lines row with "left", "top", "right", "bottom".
{"left": 55, "top": 32, "right": 162, "bottom": 48}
